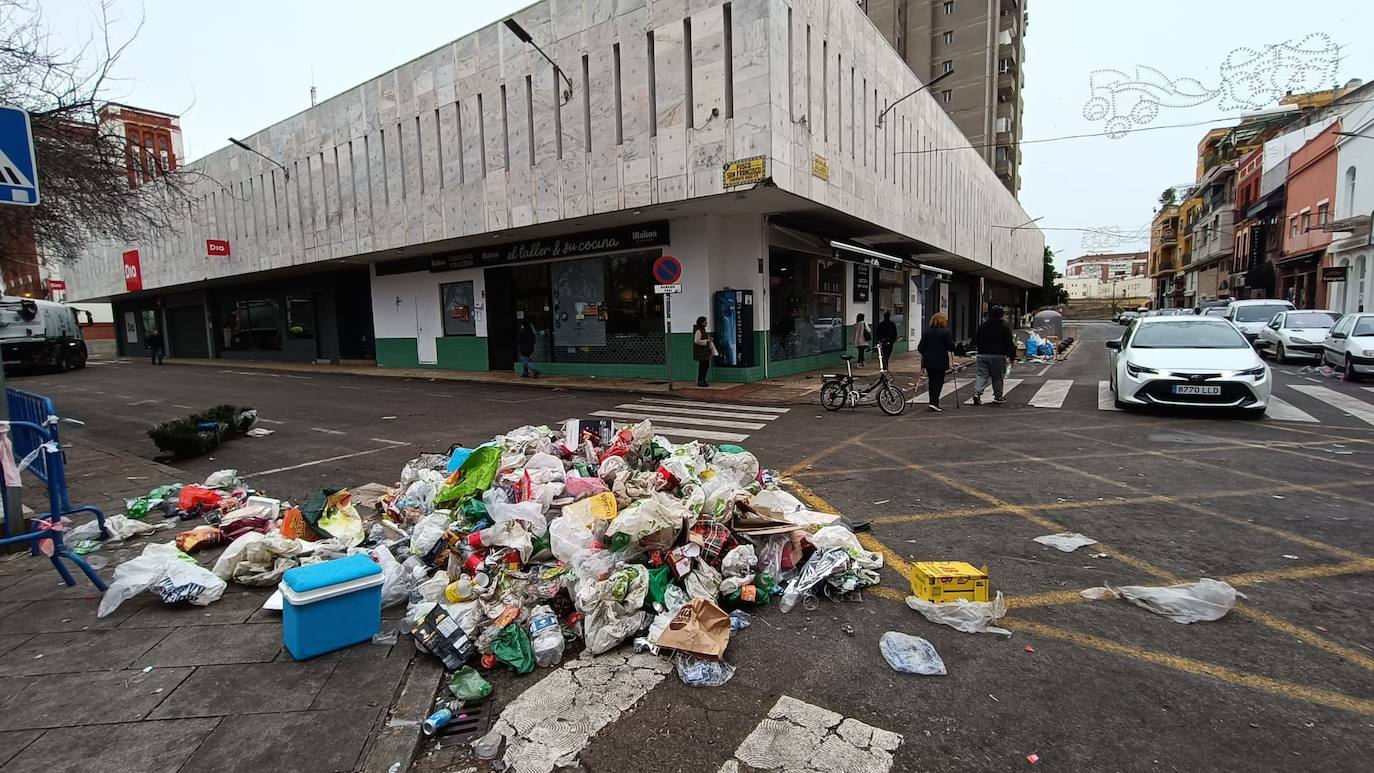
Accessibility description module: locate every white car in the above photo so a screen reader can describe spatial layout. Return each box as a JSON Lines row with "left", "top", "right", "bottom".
{"left": 1256, "top": 310, "right": 1339, "bottom": 363}
{"left": 1223, "top": 299, "right": 1295, "bottom": 343}
{"left": 1106, "top": 316, "right": 1270, "bottom": 415}
{"left": 1320, "top": 312, "right": 1374, "bottom": 381}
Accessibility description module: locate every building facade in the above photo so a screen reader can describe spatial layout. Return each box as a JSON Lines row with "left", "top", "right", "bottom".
{"left": 1327, "top": 98, "right": 1374, "bottom": 314}
{"left": 1148, "top": 203, "right": 1180, "bottom": 308}
{"left": 62, "top": 0, "right": 1042, "bottom": 381}
{"left": 1062, "top": 251, "right": 1148, "bottom": 303}
{"left": 1280, "top": 122, "right": 1339, "bottom": 310}
{"left": 861, "top": 0, "right": 1026, "bottom": 195}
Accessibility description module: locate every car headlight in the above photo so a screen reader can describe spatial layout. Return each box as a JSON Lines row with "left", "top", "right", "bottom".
{"left": 1289, "top": 336, "right": 1313, "bottom": 345}
{"left": 1232, "top": 366, "right": 1267, "bottom": 381}
{"left": 1363, "top": 350, "right": 1374, "bottom": 358}
{"left": 1126, "top": 362, "right": 1160, "bottom": 378}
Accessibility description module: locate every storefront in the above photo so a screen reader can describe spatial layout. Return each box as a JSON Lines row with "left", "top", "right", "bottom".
{"left": 1278, "top": 251, "right": 1326, "bottom": 309}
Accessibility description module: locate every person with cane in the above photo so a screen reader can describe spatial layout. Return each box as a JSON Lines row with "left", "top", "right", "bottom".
{"left": 916, "top": 312, "right": 955, "bottom": 412}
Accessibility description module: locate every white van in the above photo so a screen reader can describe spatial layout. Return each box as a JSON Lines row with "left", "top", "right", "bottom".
{"left": 1, "top": 296, "right": 89, "bottom": 372}
{"left": 1224, "top": 299, "right": 1295, "bottom": 343}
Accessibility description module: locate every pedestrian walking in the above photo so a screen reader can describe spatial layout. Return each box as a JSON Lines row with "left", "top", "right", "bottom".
{"left": 875, "top": 311, "right": 898, "bottom": 369}
{"left": 517, "top": 320, "right": 541, "bottom": 378}
{"left": 916, "top": 312, "right": 955, "bottom": 411}
{"left": 972, "top": 306, "right": 1016, "bottom": 405}
{"left": 693, "top": 316, "right": 716, "bottom": 387}
{"left": 146, "top": 329, "right": 165, "bottom": 366}
{"left": 852, "top": 313, "right": 872, "bottom": 367}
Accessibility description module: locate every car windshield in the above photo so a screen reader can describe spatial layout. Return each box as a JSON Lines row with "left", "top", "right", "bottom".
{"left": 1130, "top": 321, "right": 1249, "bottom": 349}
{"left": 1234, "top": 304, "right": 1291, "bottom": 322}
{"left": 1355, "top": 318, "right": 1374, "bottom": 337}
{"left": 1204, "top": 307, "right": 1227, "bottom": 316}
{"left": 1285, "top": 312, "right": 1336, "bottom": 329}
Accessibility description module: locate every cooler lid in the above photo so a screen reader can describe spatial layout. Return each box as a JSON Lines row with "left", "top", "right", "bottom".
{"left": 282, "top": 553, "right": 382, "bottom": 594}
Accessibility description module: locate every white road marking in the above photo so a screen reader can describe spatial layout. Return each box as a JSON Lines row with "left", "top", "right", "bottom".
{"left": 1028, "top": 379, "right": 1073, "bottom": 408}
{"left": 425, "top": 393, "right": 451, "bottom": 398}
{"left": 172, "top": 404, "right": 195, "bottom": 410}
{"left": 491, "top": 651, "right": 672, "bottom": 773}
{"left": 718, "top": 695, "right": 902, "bottom": 773}
{"left": 908, "top": 378, "right": 960, "bottom": 404}
{"left": 127, "top": 399, "right": 159, "bottom": 406}
{"left": 651, "top": 426, "right": 751, "bottom": 443}
{"left": 964, "top": 378, "right": 1023, "bottom": 404}
{"left": 636, "top": 397, "right": 790, "bottom": 413}
{"left": 337, "top": 385, "right": 362, "bottom": 390}
{"left": 1034, "top": 364, "right": 1053, "bottom": 376}
{"left": 590, "top": 409, "right": 766, "bottom": 430}
{"left": 282, "top": 374, "right": 311, "bottom": 380}
{"left": 1098, "top": 381, "right": 1122, "bottom": 411}
{"left": 1264, "top": 396, "right": 1319, "bottom": 423}
{"left": 1290, "top": 385, "right": 1374, "bottom": 426}
{"left": 244, "top": 444, "right": 411, "bottom": 478}
{"left": 309, "top": 427, "right": 347, "bottom": 435}
{"left": 368, "top": 437, "right": 407, "bottom": 446}
{"left": 621, "top": 402, "right": 783, "bottom": 421}
{"left": 258, "top": 418, "right": 285, "bottom": 425}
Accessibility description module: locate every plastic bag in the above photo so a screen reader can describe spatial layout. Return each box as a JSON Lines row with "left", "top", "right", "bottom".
{"left": 684, "top": 561, "right": 723, "bottom": 600}
{"left": 548, "top": 510, "right": 601, "bottom": 563}
{"left": 598, "top": 455, "right": 629, "bottom": 486}
{"left": 779, "top": 548, "right": 849, "bottom": 612}
{"left": 1116, "top": 579, "right": 1242, "bottom": 623}
{"left": 879, "top": 632, "right": 947, "bottom": 675}
{"left": 904, "top": 591, "right": 1012, "bottom": 637}
{"left": 203, "top": 469, "right": 240, "bottom": 489}
{"left": 721, "top": 545, "right": 758, "bottom": 579}
{"left": 69, "top": 514, "right": 154, "bottom": 543}
{"left": 606, "top": 496, "right": 686, "bottom": 547}
{"left": 212, "top": 532, "right": 305, "bottom": 586}
{"left": 315, "top": 490, "right": 365, "bottom": 548}
{"left": 448, "top": 666, "right": 493, "bottom": 701}
{"left": 713, "top": 450, "right": 760, "bottom": 486}
{"left": 576, "top": 564, "right": 650, "bottom": 654}
{"left": 492, "top": 624, "right": 536, "bottom": 675}
{"left": 1032, "top": 532, "right": 1098, "bottom": 553}
{"left": 675, "top": 653, "right": 736, "bottom": 687}
{"left": 410, "top": 511, "right": 451, "bottom": 557}
{"left": 373, "top": 547, "right": 420, "bottom": 609}
{"left": 563, "top": 476, "right": 609, "bottom": 499}
{"left": 99, "top": 542, "right": 226, "bottom": 617}
{"left": 486, "top": 498, "right": 548, "bottom": 538}
{"left": 435, "top": 445, "right": 504, "bottom": 506}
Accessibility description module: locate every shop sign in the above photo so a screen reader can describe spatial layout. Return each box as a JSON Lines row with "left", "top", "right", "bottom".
{"left": 1321, "top": 265, "right": 1348, "bottom": 283}
{"left": 206, "top": 239, "right": 231, "bottom": 257}
{"left": 416, "top": 221, "right": 671, "bottom": 274}
{"left": 122, "top": 249, "right": 143, "bottom": 291}
{"left": 853, "top": 264, "right": 870, "bottom": 303}
{"left": 654, "top": 283, "right": 682, "bottom": 294}
{"left": 47, "top": 278, "right": 65, "bottom": 291}
{"left": 723, "top": 156, "right": 767, "bottom": 187}
{"left": 811, "top": 154, "right": 830, "bottom": 181}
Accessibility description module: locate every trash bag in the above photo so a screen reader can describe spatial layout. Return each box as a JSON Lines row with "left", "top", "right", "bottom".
{"left": 1116, "top": 579, "right": 1242, "bottom": 623}
{"left": 1032, "top": 532, "right": 1098, "bottom": 552}
{"left": 598, "top": 455, "right": 629, "bottom": 486}
{"left": 563, "top": 476, "right": 609, "bottom": 499}
{"left": 372, "top": 547, "right": 419, "bottom": 609}
{"left": 436, "top": 445, "right": 504, "bottom": 506}
{"left": 448, "top": 666, "right": 493, "bottom": 701}
{"left": 713, "top": 449, "right": 760, "bottom": 486}
{"left": 576, "top": 564, "right": 650, "bottom": 654}
{"left": 675, "top": 653, "right": 736, "bottom": 687}
{"left": 548, "top": 508, "right": 601, "bottom": 563}
{"left": 492, "top": 624, "right": 536, "bottom": 675}
{"left": 779, "top": 548, "right": 850, "bottom": 612}
{"left": 212, "top": 532, "right": 306, "bottom": 586}
{"left": 904, "top": 591, "right": 1012, "bottom": 637}
{"left": 98, "top": 542, "right": 227, "bottom": 617}
{"left": 410, "top": 511, "right": 451, "bottom": 558}
{"left": 485, "top": 497, "right": 548, "bottom": 538}
{"left": 314, "top": 490, "right": 365, "bottom": 548}
{"left": 606, "top": 496, "right": 686, "bottom": 548}
{"left": 879, "top": 632, "right": 947, "bottom": 675}
{"left": 69, "top": 514, "right": 155, "bottom": 543}
{"left": 203, "top": 469, "right": 240, "bottom": 489}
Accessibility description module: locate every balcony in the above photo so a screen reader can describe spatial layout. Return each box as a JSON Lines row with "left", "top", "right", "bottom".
{"left": 1191, "top": 205, "right": 1236, "bottom": 265}
{"left": 1158, "top": 225, "right": 1178, "bottom": 245}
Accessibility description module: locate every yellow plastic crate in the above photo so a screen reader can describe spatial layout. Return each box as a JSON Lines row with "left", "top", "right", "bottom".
{"left": 909, "top": 561, "right": 990, "bottom": 603}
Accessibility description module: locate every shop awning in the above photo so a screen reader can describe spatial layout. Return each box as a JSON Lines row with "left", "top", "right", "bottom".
{"left": 828, "top": 240, "right": 907, "bottom": 269}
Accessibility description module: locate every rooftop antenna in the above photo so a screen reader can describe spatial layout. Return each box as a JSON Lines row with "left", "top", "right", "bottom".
{"left": 310, "top": 67, "right": 317, "bottom": 107}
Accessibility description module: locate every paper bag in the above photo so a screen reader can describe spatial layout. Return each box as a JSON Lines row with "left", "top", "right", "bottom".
{"left": 655, "top": 598, "right": 731, "bottom": 659}
{"left": 563, "top": 491, "right": 618, "bottom": 521}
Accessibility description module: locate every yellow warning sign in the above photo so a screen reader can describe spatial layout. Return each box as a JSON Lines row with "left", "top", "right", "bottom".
{"left": 811, "top": 154, "right": 830, "bottom": 181}
{"left": 723, "top": 156, "right": 767, "bottom": 187}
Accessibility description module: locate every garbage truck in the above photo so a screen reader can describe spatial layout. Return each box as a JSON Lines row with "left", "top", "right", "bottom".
{"left": 1, "top": 296, "right": 89, "bottom": 373}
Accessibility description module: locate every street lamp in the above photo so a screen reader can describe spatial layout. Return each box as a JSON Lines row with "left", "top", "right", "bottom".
{"left": 504, "top": 19, "right": 574, "bottom": 105}
{"left": 228, "top": 138, "right": 290, "bottom": 181}
{"left": 876, "top": 69, "right": 954, "bottom": 127}
{"left": 986, "top": 216, "right": 1044, "bottom": 314}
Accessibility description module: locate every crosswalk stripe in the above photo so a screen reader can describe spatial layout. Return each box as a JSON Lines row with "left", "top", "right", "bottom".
{"left": 1289, "top": 385, "right": 1374, "bottom": 426}
{"left": 1028, "top": 379, "right": 1073, "bottom": 408}
{"left": 619, "top": 403, "right": 783, "bottom": 422}
{"left": 1265, "top": 396, "right": 1319, "bottom": 423}
{"left": 908, "top": 378, "right": 961, "bottom": 404}
{"left": 590, "top": 409, "right": 767, "bottom": 430}
{"left": 964, "top": 378, "right": 1023, "bottom": 404}
{"left": 1098, "top": 381, "right": 1121, "bottom": 411}
{"left": 636, "top": 397, "right": 791, "bottom": 413}
{"left": 648, "top": 425, "right": 752, "bottom": 443}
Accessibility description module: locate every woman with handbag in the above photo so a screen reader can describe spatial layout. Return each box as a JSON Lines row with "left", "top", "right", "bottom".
{"left": 852, "top": 313, "right": 872, "bottom": 367}
{"left": 693, "top": 316, "right": 716, "bottom": 387}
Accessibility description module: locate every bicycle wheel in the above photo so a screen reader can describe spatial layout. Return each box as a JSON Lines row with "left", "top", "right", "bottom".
{"left": 820, "top": 381, "right": 847, "bottom": 411}
{"left": 877, "top": 382, "right": 907, "bottom": 415}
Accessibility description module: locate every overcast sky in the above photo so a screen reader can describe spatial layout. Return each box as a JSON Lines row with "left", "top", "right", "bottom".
{"left": 44, "top": 0, "right": 1374, "bottom": 271}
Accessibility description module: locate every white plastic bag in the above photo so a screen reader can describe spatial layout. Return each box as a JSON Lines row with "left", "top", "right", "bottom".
{"left": 575, "top": 565, "right": 650, "bottom": 654}
{"left": 372, "top": 547, "right": 420, "bottom": 609}
{"left": 410, "top": 511, "right": 451, "bottom": 557}
{"left": 606, "top": 496, "right": 684, "bottom": 544}
{"left": 879, "top": 632, "right": 947, "bottom": 675}
{"left": 904, "top": 591, "right": 1012, "bottom": 637}
{"left": 713, "top": 450, "right": 760, "bottom": 486}
{"left": 549, "top": 512, "right": 599, "bottom": 563}
{"left": 69, "top": 514, "right": 155, "bottom": 543}
{"left": 487, "top": 499, "right": 549, "bottom": 537}
{"left": 203, "top": 469, "right": 240, "bottom": 489}
{"left": 1032, "top": 532, "right": 1098, "bottom": 552}
{"left": 1116, "top": 579, "right": 1242, "bottom": 623}
{"left": 598, "top": 455, "right": 629, "bottom": 486}
{"left": 212, "top": 532, "right": 305, "bottom": 586}
{"left": 99, "top": 542, "right": 226, "bottom": 617}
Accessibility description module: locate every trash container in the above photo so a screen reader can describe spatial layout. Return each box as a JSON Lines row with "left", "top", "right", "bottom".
{"left": 1031, "top": 309, "right": 1063, "bottom": 339}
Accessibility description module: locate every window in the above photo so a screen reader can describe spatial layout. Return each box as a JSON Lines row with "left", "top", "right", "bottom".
{"left": 441, "top": 281, "right": 476, "bottom": 336}
{"left": 287, "top": 297, "right": 314, "bottom": 339}
{"left": 944, "top": 1, "right": 955, "bottom": 13}
{"left": 221, "top": 300, "right": 282, "bottom": 351}
{"left": 1317, "top": 202, "right": 1329, "bottom": 225}
{"left": 942, "top": 60, "right": 953, "bottom": 74}
{"left": 1300, "top": 212, "right": 1311, "bottom": 232}
{"left": 1290, "top": 216, "right": 1298, "bottom": 237}
{"left": 942, "top": 31, "right": 953, "bottom": 45}
{"left": 941, "top": 89, "right": 952, "bottom": 103}
{"left": 1346, "top": 166, "right": 1358, "bottom": 216}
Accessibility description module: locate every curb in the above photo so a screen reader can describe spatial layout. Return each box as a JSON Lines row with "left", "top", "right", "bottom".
{"left": 359, "top": 654, "right": 447, "bottom": 773}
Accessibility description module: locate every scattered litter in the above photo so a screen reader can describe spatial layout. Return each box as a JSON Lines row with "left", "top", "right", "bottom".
{"left": 841, "top": 623, "right": 855, "bottom": 636}
{"left": 372, "top": 631, "right": 399, "bottom": 646}
{"left": 98, "top": 543, "right": 227, "bottom": 617}
{"left": 1023, "top": 645, "right": 1035, "bottom": 654}
{"left": 1080, "top": 586, "right": 1118, "bottom": 601}
{"left": 989, "top": 694, "right": 999, "bottom": 702}
{"left": 872, "top": 499, "right": 890, "bottom": 505}
{"left": 1088, "top": 553, "right": 1109, "bottom": 560}
{"left": 1282, "top": 554, "right": 1300, "bottom": 560}
{"left": 1027, "top": 753, "right": 1041, "bottom": 765}
{"left": 382, "top": 416, "right": 397, "bottom": 420}
{"left": 879, "top": 632, "right": 946, "bottom": 675}
{"left": 905, "top": 592, "right": 1011, "bottom": 637}
{"left": 246, "top": 428, "right": 275, "bottom": 437}
{"left": 1032, "top": 532, "right": 1098, "bottom": 553}
{"left": 1081, "top": 579, "right": 1243, "bottom": 623}
{"left": 675, "top": 653, "right": 737, "bottom": 687}
{"left": 1315, "top": 625, "right": 1328, "bottom": 633}
{"left": 141, "top": 666, "right": 154, "bottom": 673}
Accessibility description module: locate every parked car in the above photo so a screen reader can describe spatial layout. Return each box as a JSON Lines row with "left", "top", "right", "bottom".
{"left": 1105, "top": 316, "right": 1270, "bottom": 415}
{"left": 1256, "top": 310, "right": 1339, "bottom": 363}
{"left": 1202, "top": 306, "right": 1229, "bottom": 317}
{"left": 1, "top": 296, "right": 89, "bottom": 373}
{"left": 1117, "top": 311, "right": 1140, "bottom": 325}
{"left": 1224, "top": 299, "right": 1296, "bottom": 343}
{"left": 1321, "top": 312, "right": 1374, "bottom": 381}
{"left": 812, "top": 317, "right": 843, "bottom": 334}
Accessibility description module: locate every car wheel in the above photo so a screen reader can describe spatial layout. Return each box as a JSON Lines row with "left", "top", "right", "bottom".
{"left": 1276, "top": 342, "right": 1287, "bottom": 364}
{"left": 1346, "top": 356, "right": 1361, "bottom": 382}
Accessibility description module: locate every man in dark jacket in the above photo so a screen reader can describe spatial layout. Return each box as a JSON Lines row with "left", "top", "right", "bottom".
{"left": 146, "top": 329, "right": 165, "bottom": 366}
{"left": 972, "top": 306, "right": 1015, "bottom": 404}
{"left": 874, "top": 311, "right": 898, "bottom": 368}
{"left": 517, "top": 320, "right": 540, "bottom": 378}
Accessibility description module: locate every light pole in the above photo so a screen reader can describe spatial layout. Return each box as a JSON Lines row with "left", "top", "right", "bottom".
{"left": 988, "top": 216, "right": 1044, "bottom": 314}
{"left": 504, "top": 19, "right": 575, "bottom": 104}
{"left": 876, "top": 69, "right": 955, "bottom": 127}
{"left": 228, "top": 138, "right": 290, "bottom": 181}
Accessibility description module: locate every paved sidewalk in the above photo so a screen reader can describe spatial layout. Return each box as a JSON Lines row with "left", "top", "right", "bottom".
{"left": 0, "top": 439, "right": 438, "bottom": 773}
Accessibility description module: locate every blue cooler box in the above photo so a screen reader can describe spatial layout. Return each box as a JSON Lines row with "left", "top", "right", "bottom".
{"left": 280, "top": 554, "right": 384, "bottom": 660}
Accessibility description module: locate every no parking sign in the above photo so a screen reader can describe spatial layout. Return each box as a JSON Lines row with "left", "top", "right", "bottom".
{"left": 653, "top": 255, "right": 683, "bottom": 285}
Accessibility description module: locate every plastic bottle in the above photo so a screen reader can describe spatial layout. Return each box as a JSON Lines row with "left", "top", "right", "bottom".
{"left": 528, "top": 604, "right": 564, "bottom": 667}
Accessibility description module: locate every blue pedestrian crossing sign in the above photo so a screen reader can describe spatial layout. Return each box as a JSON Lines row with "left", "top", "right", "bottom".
{"left": 0, "top": 106, "right": 40, "bottom": 207}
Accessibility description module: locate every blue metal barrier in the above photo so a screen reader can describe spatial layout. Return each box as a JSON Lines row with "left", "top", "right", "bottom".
{"left": 2, "top": 388, "right": 109, "bottom": 590}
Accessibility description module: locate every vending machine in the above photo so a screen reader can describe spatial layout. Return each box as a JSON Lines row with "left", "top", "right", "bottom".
{"left": 713, "top": 289, "right": 755, "bottom": 367}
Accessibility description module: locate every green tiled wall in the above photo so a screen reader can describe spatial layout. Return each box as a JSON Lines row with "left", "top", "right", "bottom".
{"left": 376, "top": 338, "right": 421, "bottom": 368}
{"left": 436, "top": 337, "right": 489, "bottom": 371}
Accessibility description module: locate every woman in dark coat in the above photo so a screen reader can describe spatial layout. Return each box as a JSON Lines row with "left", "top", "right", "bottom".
{"left": 692, "top": 316, "right": 714, "bottom": 387}
{"left": 916, "top": 312, "right": 955, "bottom": 411}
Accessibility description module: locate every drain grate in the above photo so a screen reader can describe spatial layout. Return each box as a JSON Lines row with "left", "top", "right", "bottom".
{"left": 437, "top": 700, "right": 493, "bottom": 743}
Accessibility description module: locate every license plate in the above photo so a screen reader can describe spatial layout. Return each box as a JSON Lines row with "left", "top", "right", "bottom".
{"left": 1173, "top": 385, "right": 1221, "bottom": 395}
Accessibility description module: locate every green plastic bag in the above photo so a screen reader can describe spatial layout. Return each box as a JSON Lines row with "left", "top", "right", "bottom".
{"left": 646, "top": 566, "right": 671, "bottom": 608}
{"left": 436, "top": 445, "right": 503, "bottom": 507}
{"left": 458, "top": 498, "right": 489, "bottom": 528}
{"left": 492, "top": 625, "right": 535, "bottom": 675}
{"left": 447, "top": 666, "right": 493, "bottom": 701}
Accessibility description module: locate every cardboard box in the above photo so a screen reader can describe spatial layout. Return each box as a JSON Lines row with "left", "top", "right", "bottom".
{"left": 909, "top": 561, "right": 990, "bottom": 603}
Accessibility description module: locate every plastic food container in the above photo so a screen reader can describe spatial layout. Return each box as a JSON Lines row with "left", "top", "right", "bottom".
{"left": 280, "top": 554, "right": 384, "bottom": 660}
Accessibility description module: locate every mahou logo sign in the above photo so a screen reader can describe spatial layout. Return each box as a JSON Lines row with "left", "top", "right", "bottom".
{"left": 122, "top": 249, "right": 143, "bottom": 291}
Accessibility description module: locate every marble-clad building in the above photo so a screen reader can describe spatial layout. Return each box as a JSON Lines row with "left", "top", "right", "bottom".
{"left": 66, "top": 0, "right": 1042, "bottom": 380}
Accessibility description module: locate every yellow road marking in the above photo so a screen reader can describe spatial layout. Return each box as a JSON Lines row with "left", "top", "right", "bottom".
{"left": 1015, "top": 620, "right": 1374, "bottom": 716}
